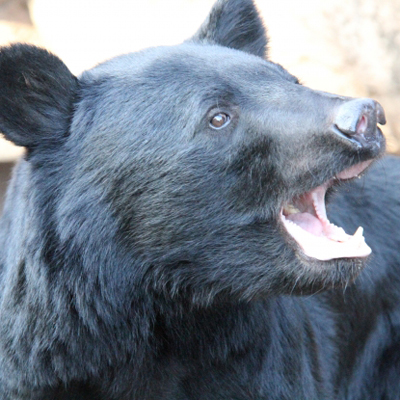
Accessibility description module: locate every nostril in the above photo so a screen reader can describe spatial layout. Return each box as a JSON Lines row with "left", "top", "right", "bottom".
{"left": 334, "top": 98, "right": 378, "bottom": 138}
{"left": 356, "top": 114, "right": 368, "bottom": 135}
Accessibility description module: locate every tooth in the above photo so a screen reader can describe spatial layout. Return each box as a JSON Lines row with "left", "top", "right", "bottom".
{"left": 284, "top": 204, "right": 300, "bottom": 214}
{"left": 315, "top": 206, "right": 326, "bottom": 220}
{"left": 312, "top": 192, "right": 327, "bottom": 220}
{"left": 346, "top": 227, "right": 366, "bottom": 247}
{"left": 332, "top": 224, "right": 346, "bottom": 235}
{"left": 353, "top": 226, "right": 364, "bottom": 238}
{"left": 330, "top": 231, "right": 348, "bottom": 242}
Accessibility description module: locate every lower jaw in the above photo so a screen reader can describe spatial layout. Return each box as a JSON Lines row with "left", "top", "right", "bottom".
{"left": 281, "top": 213, "right": 371, "bottom": 261}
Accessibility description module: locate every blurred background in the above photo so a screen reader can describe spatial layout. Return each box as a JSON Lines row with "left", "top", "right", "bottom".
{"left": 0, "top": 0, "right": 399, "bottom": 207}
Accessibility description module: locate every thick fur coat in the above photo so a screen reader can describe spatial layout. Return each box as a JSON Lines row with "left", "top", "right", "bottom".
{"left": 0, "top": 0, "right": 399, "bottom": 398}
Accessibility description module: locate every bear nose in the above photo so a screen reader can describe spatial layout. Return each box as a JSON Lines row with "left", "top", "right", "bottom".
{"left": 333, "top": 98, "right": 386, "bottom": 148}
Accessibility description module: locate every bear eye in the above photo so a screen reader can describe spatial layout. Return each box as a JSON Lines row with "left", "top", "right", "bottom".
{"left": 210, "top": 112, "right": 230, "bottom": 129}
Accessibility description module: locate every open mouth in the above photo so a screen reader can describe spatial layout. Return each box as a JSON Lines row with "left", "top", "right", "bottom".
{"left": 280, "top": 160, "right": 373, "bottom": 261}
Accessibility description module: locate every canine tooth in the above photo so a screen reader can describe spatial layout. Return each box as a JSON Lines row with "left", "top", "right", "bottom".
{"left": 315, "top": 208, "right": 327, "bottom": 222}
{"left": 347, "top": 227, "right": 365, "bottom": 246}
{"left": 353, "top": 226, "right": 364, "bottom": 238}
{"left": 311, "top": 191, "right": 328, "bottom": 220}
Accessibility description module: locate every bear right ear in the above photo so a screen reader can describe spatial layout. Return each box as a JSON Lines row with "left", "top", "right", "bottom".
{"left": 191, "top": 0, "right": 268, "bottom": 58}
{"left": 0, "top": 44, "right": 78, "bottom": 149}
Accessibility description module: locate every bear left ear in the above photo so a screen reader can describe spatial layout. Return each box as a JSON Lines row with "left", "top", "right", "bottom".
{"left": 191, "top": 0, "right": 268, "bottom": 58}
{"left": 0, "top": 44, "right": 78, "bottom": 149}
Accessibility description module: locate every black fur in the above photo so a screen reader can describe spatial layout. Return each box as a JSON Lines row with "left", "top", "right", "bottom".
{"left": 0, "top": 44, "right": 78, "bottom": 149}
{"left": 192, "top": 0, "right": 268, "bottom": 57}
{"left": 0, "top": 0, "right": 398, "bottom": 399}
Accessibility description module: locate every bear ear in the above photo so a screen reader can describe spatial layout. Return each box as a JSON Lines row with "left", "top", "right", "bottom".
{"left": 191, "top": 0, "right": 268, "bottom": 58}
{"left": 0, "top": 44, "right": 78, "bottom": 149}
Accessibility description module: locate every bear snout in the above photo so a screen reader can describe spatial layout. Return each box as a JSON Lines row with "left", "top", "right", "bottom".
{"left": 333, "top": 98, "right": 386, "bottom": 150}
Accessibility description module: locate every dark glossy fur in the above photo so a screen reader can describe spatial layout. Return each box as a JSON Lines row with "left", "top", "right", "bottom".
{"left": 0, "top": 0, "right": 399, "bottom": 398}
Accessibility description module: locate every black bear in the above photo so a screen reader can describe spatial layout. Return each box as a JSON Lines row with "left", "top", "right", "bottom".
{"left": 0, "top": 0, "right": 399, "bottom": 399}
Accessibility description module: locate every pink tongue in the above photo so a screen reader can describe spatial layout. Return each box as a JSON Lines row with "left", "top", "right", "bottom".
{"left": 287, "top": 213, "right": 323, "bottom": 236}
{"left": 281, "top": 161, "right": 374, "bottom": 260}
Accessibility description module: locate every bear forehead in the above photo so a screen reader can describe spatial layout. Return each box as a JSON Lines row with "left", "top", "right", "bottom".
{"left": 81, "top": 43, "right": 295, "bottom": 87}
